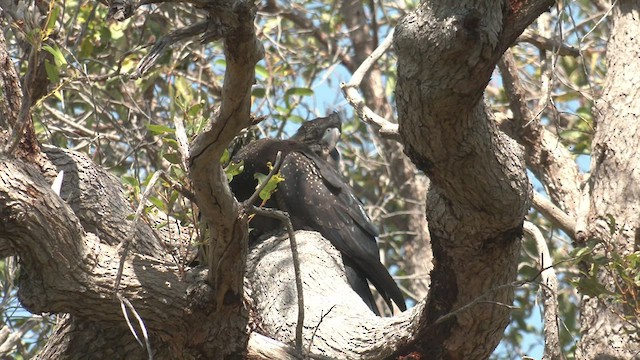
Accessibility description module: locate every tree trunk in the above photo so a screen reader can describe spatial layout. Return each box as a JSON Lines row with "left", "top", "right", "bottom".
{"left": 577, "top": 1, "right": 640, "bottom": 358}
{"left": 0, "top": 0, "right": 561, "bottom": 359}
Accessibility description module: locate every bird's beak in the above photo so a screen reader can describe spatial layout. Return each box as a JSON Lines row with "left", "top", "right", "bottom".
{"left": 323, "top": 127, "right": 341, "bottom": 150}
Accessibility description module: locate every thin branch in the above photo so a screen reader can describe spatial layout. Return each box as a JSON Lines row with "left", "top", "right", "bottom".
{"left": 0, "top": 317, "right": 40, "bottom": 355}
{"left": 340, "top": 29, "right": 399, "bottom": 141}
{"left": 114, "top": 170, "right": 164, "bottom": 293}
{"left": 250, "top": 206, "right": 305, "bottom": 354}
{"left": 308, "top": 304, "right": 336, "bottom": 356}
{"left": 532, "top": 192, "right": 576, "bottom": 238}
{"left": 117, "top": 293, "right": 154, "bottom": 360}
{"left": 173, "top": 114, "right": 191, "bottom": 172}
{"left": 523, "top": 221, "right": 564, "bottom": 360}
{"left": 499, "top": 49, "right": 582, "bottom": 224}
{"left": 241, "top": 151, "right": 305, "bottom": 354}
{"left": 132, "top": 21, "right": 209, "bottom": 79}
{"left": 517, "top": 29, "right": 580, "bottom": 57}
{"left": 5, "top": 42, "right": 37, "bottom": 155}
{"left": 160, "top": 173, "right": 196, "bottom": 203}
{"left": 245, "top": 152, "right": 284, "bottom": 208}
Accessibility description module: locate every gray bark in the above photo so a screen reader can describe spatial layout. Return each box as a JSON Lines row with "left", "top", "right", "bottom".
{"left": 577, "top": 0, "right": 640, "bottom": 358}
{"left": 391, "top": 1, "right": 552, "bottom": 357}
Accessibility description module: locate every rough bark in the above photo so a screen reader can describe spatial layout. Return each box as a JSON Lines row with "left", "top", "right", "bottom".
{"left": 247, "top": 230, "right": 418, "bottom": 359}
{"left": 577, "top": 1, "right": 640, "bottom": 358}
{"left": 392, "top": 1, "right": 552, "bottom": 358}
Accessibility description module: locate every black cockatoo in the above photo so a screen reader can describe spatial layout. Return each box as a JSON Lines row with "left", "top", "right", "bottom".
{"left": 230, "top": 113, "right": 406, "bottom": 315}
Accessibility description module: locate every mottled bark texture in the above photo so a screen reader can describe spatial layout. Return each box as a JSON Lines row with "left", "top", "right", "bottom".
{"left": 392, "top": 1, "right": 551, "bottom": 358}
{"left": 577, "top": 1, "right": 640, "bottom": 358}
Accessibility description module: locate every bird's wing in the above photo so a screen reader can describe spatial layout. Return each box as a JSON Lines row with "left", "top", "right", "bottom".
{"left": 278, "top": 151, "right": 406, "bottom": 311}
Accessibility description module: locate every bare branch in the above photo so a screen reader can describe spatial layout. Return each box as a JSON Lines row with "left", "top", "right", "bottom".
{"left": 523, "top": 221, "right": 563, "bottom": 360}
{"left": 117, "top": 294, "right": 153, "bottom": 360}
{"left": 341, "top": 29, "right": 399, "bottom": 141}
{"left": 133, "top": 21, "right": 209, "bottom": 79}
{"left": 249, "top": 206, "right": 305, "bottom": 354}
{"left": 241, "top": 151, "right": 305, "bottom": 353}
{"left": 517, "top": 29, "right": 580, "bottom": 57}
{"left": 114, "top": 170, "right": 164, "bottom": 294}
{"left": 499, "top": 49, "right": 583, "bottom": 220}
{"left": 532, "top": 192, "right": 576, "bottom": 239}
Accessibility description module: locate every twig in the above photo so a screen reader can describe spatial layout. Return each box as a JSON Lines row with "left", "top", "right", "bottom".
{"left": 173, "top": 113, "right": 191, "bottom": 172}
{"left": 532, "top": 192, "right": 576, "bottom": 239}
{"left": 523, "top": 221, "right": 563, "bottom": 360}
{"left": 6, "top": 44, "right": 37, "bottom": 155}
{"left": 245, "top": 152, "right": 283, "bottom": 207}
{"left": 117, "top": 293, "right": 154, "bottom": 360}
{"left": 250, "top": 206, "right": 305, "bottom": 354}
{"left": 517, "top": 29, "right": 580, "bottom": 57}
{"left": 340, "top": 29, "right": 399, "bottom": 141}
{"left": 160, "top": 173, "right": 196, "bottom": 203}
{"left": 242, "top": 152, "right": 305, "bottom": 355}
{"left": 307, "top": 304, "right": 336, "bottom": 357}
{"left": 114, "top": 170, "right": 164, "bottom": 293}
{"left": 526, "top": 13, "right": 556, "bottom": 129}
{"left": 132, "top": 21, "right": 209, "bottom": 79}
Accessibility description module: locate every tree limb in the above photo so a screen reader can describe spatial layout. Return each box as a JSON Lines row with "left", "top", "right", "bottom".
{"left": 523, "top": 221, "right": 563, "bottom": 360}
{"left": 341, "top": 29, "right": 400, "bottom": 141}
{"left": 499, "top": 49, "right": 583, "bottom": 220}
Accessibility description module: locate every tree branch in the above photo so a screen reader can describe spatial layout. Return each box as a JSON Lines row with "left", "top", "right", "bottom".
{"left": 187, "top": 0, "right": 264, "bottom": 311}
{"left": 532, "top": 192, "right": 576, "bottom": 238}
{"left": 341, "top": 29, "right": 400, "bottom": 141}
{"left": 392, "top": 2, "right": 551, "bottom": 357}
{"left": 518, "top": 29, "right": 580, "bottom": 57}
{"left": 0, "top": 159, "right": 190, "bottom": 333}
{"left": 498, "top": 49, "right": 583, "bottom": 220}
{"left": 523, "top": 221, "right": 563, "bottom": 360}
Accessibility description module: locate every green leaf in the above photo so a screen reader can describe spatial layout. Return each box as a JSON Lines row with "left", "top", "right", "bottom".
{"left": 43, "top": 6, "right": 60, "bottom": 38}
{"left": 255, "top": 64, "right": 268, "bottom": 79}
{"left": 174, "top": 76, "right": 191, "bottom": 102}
{"left": 163, "top": 153, "right": 182, "bottom": 165}
{"left": 225, "top": 160, "right": 244, "bottom": 183}
{"left": 220, "top": 149, "right": 231, "bottom": 165}
{"left": 254, "top": 171, "right": 284, "bottom": 202}
{"left": 148, "top": 196, "right": 166, "bottom": 211}
{"left": 284, "top": 87, "right": 314, "bottom": 98}
{"left": 146, "top": 124, "right": 175, "bottom": 135}
{"left": 188, "top": 102, "right": 204, "bottom": 118}
{"left": 164, "top": 138, "right": 179, "bottom": 151}
{"left": 44, "top": 59, "right": 60, "bottom": 83}
{"left": 42, "top": 45, "right": 67, "bottom": 66}
{"left": 252, "top": 87, "right": 266, "bottom": 98}
{"left": 605, "top": 213, "right": 617, "bottom": 235}
{"left": 121, "top": 175, "right": 139, "bottom": 187}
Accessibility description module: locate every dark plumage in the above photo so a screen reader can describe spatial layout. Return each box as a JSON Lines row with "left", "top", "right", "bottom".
{"left": 230, "top": 114, "right": 406, "bottom": 315}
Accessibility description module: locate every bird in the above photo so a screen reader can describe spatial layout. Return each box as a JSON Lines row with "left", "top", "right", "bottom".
{"left": 229, "top": 113, "right": 406, "bottom": 315}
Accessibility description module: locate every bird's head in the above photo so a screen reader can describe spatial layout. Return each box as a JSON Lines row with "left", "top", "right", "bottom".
{"left": 291, "top": 112, "right": 342, "bottom": 158}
